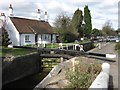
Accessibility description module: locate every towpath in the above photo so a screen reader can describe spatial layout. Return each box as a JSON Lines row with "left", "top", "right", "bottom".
{"left": 88, "top": 42, "right": 118, "bottom": 90}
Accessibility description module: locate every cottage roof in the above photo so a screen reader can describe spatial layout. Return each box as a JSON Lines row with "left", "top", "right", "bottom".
{"left": 10, "top": 17, "right": 55, "bottom": 34}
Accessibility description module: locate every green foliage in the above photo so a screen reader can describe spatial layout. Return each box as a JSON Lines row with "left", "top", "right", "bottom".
{"left": 65, "top": 60, "right": 101, "bottom": 89}
{"left": 84, "top": 5, "right": 92, "bottom": 38}
{"left": 2, "top": 47, "right": 37, "bottom": 57}
{"left": 72, "top": 9, "right": 83, "bottom": 38}
{"left": 102, "top": 21, "right": 117, "bottom": 36}
{"left": 92, "top": 28, "right": 103, "bottom": 36}
{"left": 54, "top": 13, "right": 78, "bottom": 42}
{"left": 0, "top": 28, "right": 11, "bottom": 47}
{"left": 115, "top": 42, "right": 120, "bottom": 50}
{"left": 54, "top": 5, "right": 93, "bottom": 42}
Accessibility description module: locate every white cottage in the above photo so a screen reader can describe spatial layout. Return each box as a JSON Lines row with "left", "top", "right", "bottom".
{"left": 6, "top": 17, "right": 56, "bottom": 46}
{"left": 0, "top": 4, "right": 56, "bottom": 46}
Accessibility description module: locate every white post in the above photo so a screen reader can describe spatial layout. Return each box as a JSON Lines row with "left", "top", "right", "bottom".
{"left": 66, "top": 44, "right": 68, "bottom": 50}
{"left": 73, "top": 44, "right": 75, "bottom": 50}
{"left": 116, "top": 40, "right": 119, "bottom": 42}
{"left": 98, "top": 43, "right": 101, "bottom": 49}
{"left": 72, "top": 58, "right": 75, "bottom": 72}
{"left": 38, "top": 40, "right": 41, "bottom": 48}
{"left": 75, "top": 44, "right": 77, "bottom": 50}
{"left": 42, "top": 41, "right": 46, "bottom": 48}
{"left": 59, "top": 43, "right": 63, "bottom": 49}
{"left": 80, "top": 45, "right": 84, "bottom": 51}
{"left": 102, "top": 63, "right": 110, "bottom": 74}
{"left": 60, "top": 57, "right": 64, "bottom": 63}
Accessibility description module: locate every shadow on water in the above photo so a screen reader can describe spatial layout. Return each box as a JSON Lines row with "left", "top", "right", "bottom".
{"left": 2, "top": 70, "right": 50, "bottom": 90}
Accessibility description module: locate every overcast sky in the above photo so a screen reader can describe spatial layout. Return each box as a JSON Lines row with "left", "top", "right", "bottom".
{"left": 0, "top": 0, "right": 119, "bottom": 30}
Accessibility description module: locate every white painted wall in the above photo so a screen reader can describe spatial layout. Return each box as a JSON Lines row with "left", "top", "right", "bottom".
{"left": 38, "top": 34, "right": 53, "bottom": 44}
{"left": 37, "top": 34, "right": 42, "bottom": 43}
{"left": 20, "top": 34, "right": 35, "bottom": 46}
{"left": 5, "top": 17, "right": 20, "bottom": 46}
{"left": 4, "top": 17, "right": 56, "bottom": 46}
{"left": 52, "top": 34, "right": 56, "bottom": 43}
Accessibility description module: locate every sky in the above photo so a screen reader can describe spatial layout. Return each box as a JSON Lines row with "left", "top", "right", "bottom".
{"left": 0, "top": 0, "right": 119, "bottom": 30}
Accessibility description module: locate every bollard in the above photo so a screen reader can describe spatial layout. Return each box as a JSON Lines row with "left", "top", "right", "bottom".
{"left": 102, "top": 63, "right": 110, "bottom": 74}
{"left": 38, "top": 41, "right": 41, "bottom": 48}
{"left": 80, "top": 45, "right": 84, "bottom": 51}
{"left": 116, "top": 40, "right": 119, "bottom": 42}
{"left": 75, "top": 44, "right": 77, "bottom": 50}
{"left": 89, "top": 63, "right": 110, "bottom": 89}
{"left": 73, "top": 44, "right": 75, "bottom": 50}
{"left": 98, "top": 43, "right": 101, "bottom": 49}
{"left": 43, "top": 41, "right": 46, "bottom": 48}
{"left": 72, "top": 58, "right": 75, "bottom": 72}
{"left": 59, "top": 43, "right": 63, "bottom": 49}
{"left": 60, "top": 57, "right": 64, "bottom": 63}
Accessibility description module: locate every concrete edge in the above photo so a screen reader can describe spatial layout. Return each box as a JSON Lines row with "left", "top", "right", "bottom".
{"left": 34, "top": 57, "right": 78, "bottom": 88}
{"left": 89, "top": 63, "right": 110, "bottom": 89}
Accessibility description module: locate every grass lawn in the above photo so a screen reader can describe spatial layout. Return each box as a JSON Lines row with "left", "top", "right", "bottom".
{"left": 46, "top": 43, "right": 59, "bottom": 49}
{"left": 0, "top": 40, "right": 91, "bottom": 57}
{"left": 25, "top": 40, "right": 91, "bottom": 49}
{"left": 1, "top": 47, "right": 37, "bottom": 57}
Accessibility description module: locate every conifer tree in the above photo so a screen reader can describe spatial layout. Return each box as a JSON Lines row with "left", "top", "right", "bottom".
{"left": 84, "top": 5, "right": 92, "bottom": 38}
{"left": 72, "top": 9, "right": 83, "bottom": 38}
{"left": 1, "top": 27, "right": 11, "bottom": 46}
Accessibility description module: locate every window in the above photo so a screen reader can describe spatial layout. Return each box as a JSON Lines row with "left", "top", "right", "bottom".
{"left": 45, "top": 35, "right": 47, "bottom": 40}
{"left": 25, "top": 35, "right": 30, "bottom": 42}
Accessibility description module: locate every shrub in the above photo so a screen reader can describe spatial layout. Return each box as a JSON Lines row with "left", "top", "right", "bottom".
{"left": 1, "top": 28, "right": 11, "bottom": 46}
{"left": 115, "top": 42, "right": 120, "bottom": 50}
{"left": 65, "top": 59, "right": 101, "bottom": 89}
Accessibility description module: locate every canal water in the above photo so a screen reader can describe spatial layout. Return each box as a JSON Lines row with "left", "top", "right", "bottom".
{"left": 2, "top": 70, "right": 50, "bottom": 89}
{"left": 2, "top": 58, "right": 60, "bottom": 89}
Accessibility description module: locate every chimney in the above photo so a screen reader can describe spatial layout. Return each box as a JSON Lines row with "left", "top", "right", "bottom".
{"left": 37, "top": 9, "right": 41, "bottom": 20}
{"left": 0, "top": 13, "right": 6, "bottom": 22}
{"left": 9, "top": 4, "right": 13, "bottom": 16}
{"left": 44, "top": 11, "right": 48, "bottom": 22}
{"left": 0, "top": 13, "right": 6, "bottom": 28}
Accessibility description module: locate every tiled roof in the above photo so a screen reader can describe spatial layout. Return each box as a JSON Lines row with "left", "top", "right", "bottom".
{"left": 10, "top": 17, "right": 55, "bottom": 34}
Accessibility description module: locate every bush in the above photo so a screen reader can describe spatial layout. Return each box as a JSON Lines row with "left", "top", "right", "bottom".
{"left": 1, "top": 28, "right": 11, "bottom": 46}
{"left": 65, "top": 59, "right": 101, "bottom": 89}
{"left": 115, "top": 42, "right": 120, "bottom": 50}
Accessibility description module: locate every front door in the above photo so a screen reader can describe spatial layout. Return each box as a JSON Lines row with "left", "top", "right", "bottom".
{"left": 35, "top": 34, "right": 38, "bottom": 45}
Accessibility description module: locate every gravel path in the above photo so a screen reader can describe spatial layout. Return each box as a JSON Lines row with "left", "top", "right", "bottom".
{"left": 88, "top": 42, "right": 118, "bottom": 89}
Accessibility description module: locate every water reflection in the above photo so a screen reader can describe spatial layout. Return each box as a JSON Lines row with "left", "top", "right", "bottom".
{"left": 2, "top": 70, "right": 49, "bottom": 89}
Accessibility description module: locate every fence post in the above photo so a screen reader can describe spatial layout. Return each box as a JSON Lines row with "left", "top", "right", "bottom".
{"left": 80, "top": 45, "right": 84, "bottom": 51}
{"left": 60, "top": 57, "right": 64, "bottom": 63}
{"left": 98, "top": 43, "right": 101, "bottom": 49}
{"left": 73, "top": 44, "right": 75, "bottom": 50}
